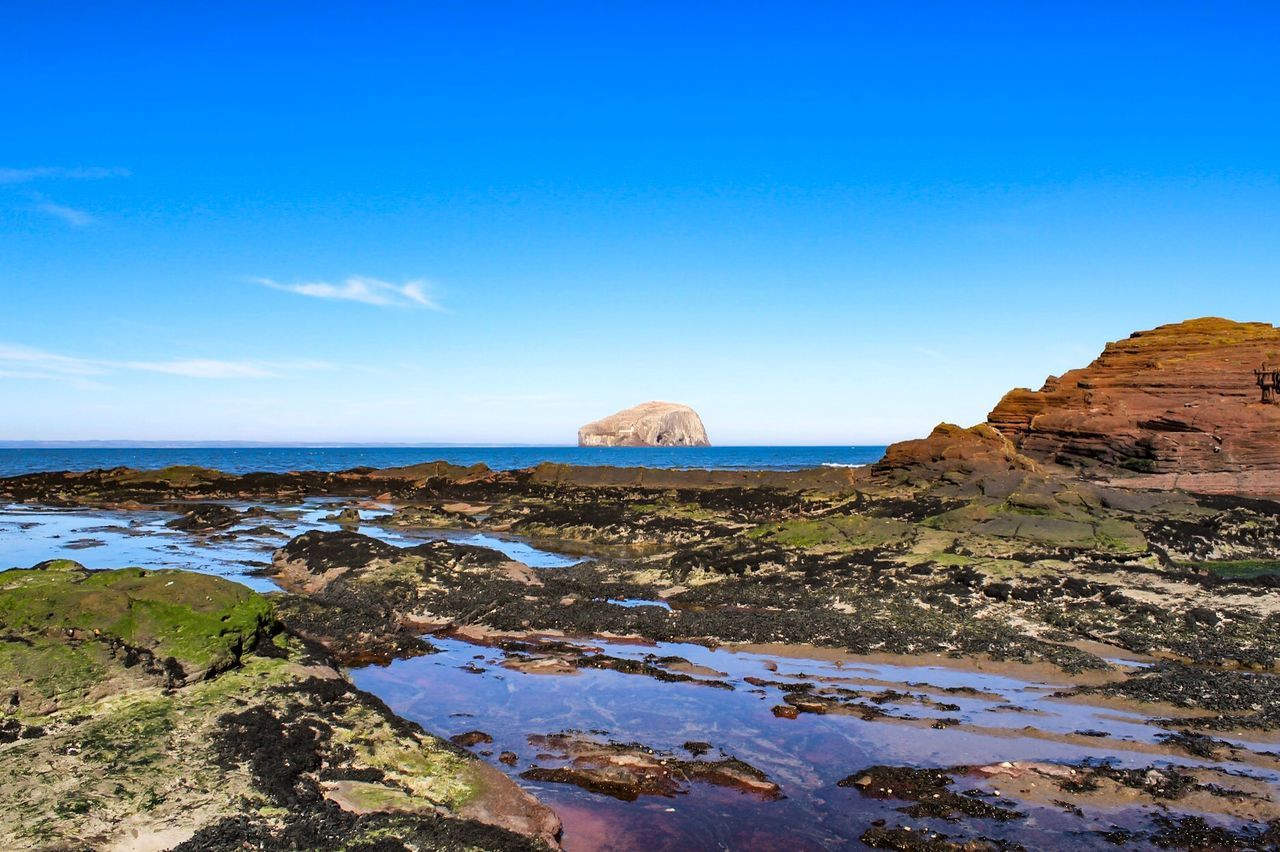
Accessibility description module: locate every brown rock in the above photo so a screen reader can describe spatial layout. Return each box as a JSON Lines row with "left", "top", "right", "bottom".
{"left": 986, "top": 318, "right": 1280, "bottom": 486}
{"left": 520, "top": 733, "right": 779, "bottom": 802}
{"left": 457, "top": 759, "right": 562, "bottom": 846}
{"left": 877, "top": 423, "right": 1039, "bottom": 477}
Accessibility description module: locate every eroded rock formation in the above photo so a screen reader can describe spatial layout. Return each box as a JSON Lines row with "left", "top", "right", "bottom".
{"left": 578, "top": 401, "right": 710, "bottom": 447}
{"left": 987, "top": 317, "right": 1280, "bottom": 492}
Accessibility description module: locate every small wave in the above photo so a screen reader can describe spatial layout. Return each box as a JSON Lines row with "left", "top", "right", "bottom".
{"left": 821, "top": 462, "right": 867, "bottom": 469}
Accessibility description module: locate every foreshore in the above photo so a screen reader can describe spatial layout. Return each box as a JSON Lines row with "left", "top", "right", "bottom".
{"left": 3, "top": 427, "right": 1280, "bottom": 848}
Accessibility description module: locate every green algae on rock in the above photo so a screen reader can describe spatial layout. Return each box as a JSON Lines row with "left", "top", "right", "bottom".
{"left": 0, "top": 560, "right": 273, "bottom": 696}
{"left": 0, "top": 563, "right": 559, "bottom": 851}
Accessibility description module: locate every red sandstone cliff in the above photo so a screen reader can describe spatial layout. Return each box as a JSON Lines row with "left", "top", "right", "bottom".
{"left": 986, "top": 317, "right": 1280, "bottom": 490}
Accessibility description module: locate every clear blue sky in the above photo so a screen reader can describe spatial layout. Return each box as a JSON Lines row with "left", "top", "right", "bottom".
{"left": 2, "top": 1, "right": 1277, "bottom": 444}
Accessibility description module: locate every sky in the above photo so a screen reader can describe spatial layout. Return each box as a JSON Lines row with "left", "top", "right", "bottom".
{"left": 2, "top": 1, "right": 1278, "bottom": 445}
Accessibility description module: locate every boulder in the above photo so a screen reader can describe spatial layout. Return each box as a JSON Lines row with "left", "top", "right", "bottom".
{"left": 0, "top": 560, "right": 273, "bottom": 688}
{"left": 877, "top": 423, "right": 1039, "bottom": 477}
{"left": 577, "top": 401, "right": 710, "bottom": 447}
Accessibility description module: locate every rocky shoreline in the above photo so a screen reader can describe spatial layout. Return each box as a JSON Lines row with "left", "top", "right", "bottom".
{"left": 4, "top": 318, "right": 1280, "bottom": 848}
{"left": 4, "top": 432, "right": 1279, "bottom": 847}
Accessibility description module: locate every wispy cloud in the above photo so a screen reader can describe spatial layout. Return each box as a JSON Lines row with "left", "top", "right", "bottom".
{"left": 0, "top": 166, "right": 131, "bottom": 184}
{"left": 463, "top": 392, "right": 574, "bottom": 404}
{"left": 0, "top": 343, "right": 106, "bottom": 376}
{"left": 32, "top": 198, "right": 95, "bottom": 227}
{"left": 1, "top": 166, "right": 129, "bottom": 227}
{"left": 0, "top": 343, "right": 329, "bottom": 385}
{"left": 122, "top": 358, "right": 331, "bottom": 379}
{"left": 120, "top": 359, "right": 274, "bottom": 379}
{"left": 254, "top": 276, "right": 442, "bottom": 309}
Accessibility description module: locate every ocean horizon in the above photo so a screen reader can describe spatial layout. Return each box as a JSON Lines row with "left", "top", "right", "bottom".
{"left": 0, "top": 445, "right": 889, "bottom": 477}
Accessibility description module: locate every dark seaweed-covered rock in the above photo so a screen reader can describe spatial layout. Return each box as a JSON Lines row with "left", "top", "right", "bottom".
{"left": 1148, "top": 815, "right": 1280, "bottom": 850}
{"left": 216, "top": 702, "right": 332, "bottom": 809}
{"left": 1156, "top": 730, "right": 1234, "bottom": 759}
{"left": 1056, "top": 762, "right": 1198, "bottom": 800}
{"left": 278, "top": 529, "right": 402, "bottom": 572}
{"left": 860, "top": 825, "right": 992, "bottom": 851}
{"left": 323, "top": 507, "right": 363, "bottom": 526}
{"left": 272, "top": 593, "right": 437, "bottom": 665}
{"left": 838, "top": 766, "right": 1023, "bottom": 821}
{"left": 166, "top": 503, "right": 242, "bottom": 532}
{"left": 173, "top": 808, "right": 548, "bottom": 852}
{"left": 1086, "top": 662, "right": 1280, "bottom": 730}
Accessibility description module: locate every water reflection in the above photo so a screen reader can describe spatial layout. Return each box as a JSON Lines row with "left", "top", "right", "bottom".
{"left": 4, "top": 501, "right": 1276, "bottom": 850}
{"left": 351, "top": 635, "right": 1280, "bottom": 851}
{"left": 0, "top": 499, "right": 580, "bottom": 592}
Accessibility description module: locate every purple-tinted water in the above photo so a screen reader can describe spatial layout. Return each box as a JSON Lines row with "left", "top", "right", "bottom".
{"left": 3, "top": 502, "right": 1275, "bottom": 850}
{"left": 351, "top": 636, "right": 1280, "bottom": 850}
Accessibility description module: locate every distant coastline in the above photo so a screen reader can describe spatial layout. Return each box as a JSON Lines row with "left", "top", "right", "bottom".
{"left": 0, "top": 440, "right": 577, "bottom": 449}
{"left": 0, "top": 445, "right": 889, "bottom": 477}
{"left": 0, "top": 440, "right": 887, "bottom": 448}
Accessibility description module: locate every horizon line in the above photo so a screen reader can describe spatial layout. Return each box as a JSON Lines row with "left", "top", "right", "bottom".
{"left": 0, "top": 440, "right": 894, "bottom": 449}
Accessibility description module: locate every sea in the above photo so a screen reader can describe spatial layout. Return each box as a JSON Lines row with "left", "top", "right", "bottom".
{"left": 0, "top": 445, "right": 887, "bottom": 478}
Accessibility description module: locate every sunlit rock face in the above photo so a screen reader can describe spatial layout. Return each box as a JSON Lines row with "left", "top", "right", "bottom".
{"left": 986, "top": 317, "right": 1280, "bottom": 490}
{"left": 578, "top": 401, "right": 711, "bottom": 447}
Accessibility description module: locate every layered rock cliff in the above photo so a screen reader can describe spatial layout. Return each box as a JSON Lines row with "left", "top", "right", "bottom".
{"left": 986, "top": 317, "right": 1280, "bottom": 489}
{"left": 578, "top": 401, "right": 710, "bottom": 447}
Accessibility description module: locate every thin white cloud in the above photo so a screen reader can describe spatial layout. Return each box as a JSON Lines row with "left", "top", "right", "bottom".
{"left": 254, "top": 276, "right": 442, "bottom": 309}
{"left": 33, "top": 199, "right": 95, "bottom": 227}
{"left": 120, "top": 359, "right": 274, "bottom": 379}
{"left": 1, "top": 167, "right": 129, "bottom": 227}
{"left": 0, "top": 343, "right": 329, "bottom": 384}
{"left": 0, "top": 166, "right": 131, "bottom": 184}
{"left": 0, "top": 343, "right": 106, "bottom": 376}
{"left": 0, "top": 367, "right": 80, "bottom": 381}
{"left": 463, "top": 392, "right": 574, "bottom": 404}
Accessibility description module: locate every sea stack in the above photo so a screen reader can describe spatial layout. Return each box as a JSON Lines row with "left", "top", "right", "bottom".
{"left": 986, "top": 317, "right": 1280, "bottom": 489}
{"left": 578, "top": 401, "right": 711, "bottom": 447}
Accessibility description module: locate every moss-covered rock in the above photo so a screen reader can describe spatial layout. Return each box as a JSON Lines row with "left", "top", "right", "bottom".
{"left": 0, "top": 564, "right": 558, "bottom": 850}
{"left": 745, "top": 515, "right": 914, "bottom": 553}
{"left": 0, "top": 560, "right": 272, "bottom": 688}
